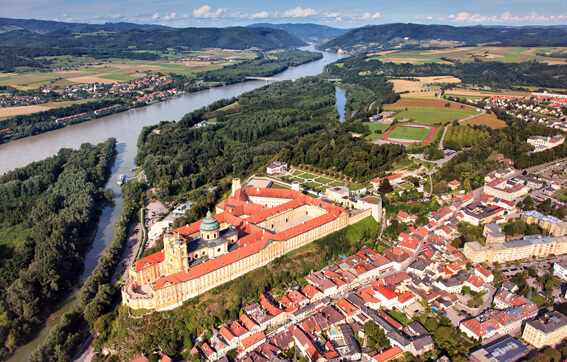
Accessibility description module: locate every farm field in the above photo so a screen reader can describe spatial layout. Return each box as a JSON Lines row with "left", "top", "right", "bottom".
{"left": 389, "top": 108, "right": 478, "bottom": 125}
{"left": 386, "top": 125, "right": 431, "bottom": 141}
{"left": 389, "top": 76, "right": 461, "bottom": 94}
{"left": 0, "top": 49, "right": 257, "bottom": 90}
{"left": 444, "top": 89, "right": 529, "bottom": 98}
{"left": 384, "top": 97, "right": 477, "bottom": 111}
{"left": 0, "top": 99, "right": 93, "bottom": 119}
{"left": 368, "top": 46, "right": 567, "bottom": 65}
{"left": 462, "top": 113, "right": 507, "bottom": 129}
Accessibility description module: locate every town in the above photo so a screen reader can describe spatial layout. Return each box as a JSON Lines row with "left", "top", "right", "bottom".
{"left": 124, "top": 155, "right": 567, "bottom": 362}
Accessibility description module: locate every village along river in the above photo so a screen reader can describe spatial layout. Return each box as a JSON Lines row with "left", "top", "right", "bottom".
{"left": 4, "top": 46, "right": 346, "bottom": 361}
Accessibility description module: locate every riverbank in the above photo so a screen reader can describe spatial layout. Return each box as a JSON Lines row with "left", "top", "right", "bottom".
{"left": 2, "top": 46, "right": 346, "bottom": 361}
{"left": 0, "top": 50, "right": 322, "bottom": 145}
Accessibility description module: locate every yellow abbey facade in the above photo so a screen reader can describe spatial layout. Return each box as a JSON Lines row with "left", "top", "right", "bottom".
{"left": 122, "top": 179, "right": 361, "bottom": 311}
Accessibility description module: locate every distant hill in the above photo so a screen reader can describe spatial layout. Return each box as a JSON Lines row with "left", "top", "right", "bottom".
{"left": 0, "top": 18, "right": 305, "bottom": 52}
{"left": 248, "top": 23, "right": 350, "bottom": 43}
{"left": 320, "top": 23, "right": 567, "bottom": 53}
{"left": 0, "top": 17, "right": 171, "bottom": 33}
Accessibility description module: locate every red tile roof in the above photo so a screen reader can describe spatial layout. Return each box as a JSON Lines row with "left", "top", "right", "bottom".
{"left": 134, "top": 251, "right": 165, "bottom": 272}
{"left": 371, "top": 346, "right": 403, "bottom": 362}
{"left": 375, "top": 285, "right": 398, "bottom": 300}
{"left": 240, "top": 331, "right": 266, "bottom": 350}
{"left": 302, "top": 284, "right": 322, "bottom": 300}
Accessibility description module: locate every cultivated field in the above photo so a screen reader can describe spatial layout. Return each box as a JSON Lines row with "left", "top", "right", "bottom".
{"left": 368, "top": 46, "right": 567, "bottom": 65}
{"left": 0, "top": 99, "right": 92, "bottom": 118}
{"left": 444, "top": 89, "right": 530, "bottom": 98}
{"left": 0, "top": 49, "right": 257, "bottom": 90}
{"left": 381, "top": 96, "right": 479, "bottom": 125}
{"left": 389, "top": 76, "right": 461, "bottom": 94}
{"left": 462, "top": 113, "right": 507, "bottom": 129}
{"left": 384, "top": 97, "right": 477, "bottom": 111}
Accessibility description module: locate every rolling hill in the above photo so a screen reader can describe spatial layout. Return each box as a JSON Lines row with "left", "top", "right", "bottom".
{"left": 248, "top": 23, "right": 350, "bottom": 43}
{"left": 320, "top": 23, "right": 567, "bottom": 53}
{"left": 0, "top": 18, "right": 306, "bottom": 52}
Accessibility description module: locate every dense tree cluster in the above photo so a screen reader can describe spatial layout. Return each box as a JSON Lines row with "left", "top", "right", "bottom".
{"left": 0, "top": 138, "right": 116, "bottom": 358}
{"left": 435, "top": 120, "right": 567, "bottom": 188}
{"left": 202, "top": 50, "right": 322, "bottom": 85}
{"left": 443, "top": 125, "right": 490, "bottom": 151}
{"left": 135, "top": 77, "right": 405, "bottom": 197}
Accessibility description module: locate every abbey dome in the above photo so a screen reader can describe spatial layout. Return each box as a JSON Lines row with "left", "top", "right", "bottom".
{"left": 200, "top": 211, "right": 220, "bottom": 232}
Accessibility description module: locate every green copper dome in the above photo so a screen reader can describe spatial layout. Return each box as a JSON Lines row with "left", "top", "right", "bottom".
{"left": 200, "top": 211, "right": 220, "bottom": 232}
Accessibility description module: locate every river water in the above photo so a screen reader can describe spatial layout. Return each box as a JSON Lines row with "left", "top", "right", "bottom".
{"left": 4, "top": 45, "right": 345, "bottom": 361}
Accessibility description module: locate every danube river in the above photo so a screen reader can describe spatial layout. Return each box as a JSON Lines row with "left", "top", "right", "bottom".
{"left": 4, "top": 46, "right": 346, "bottom": 361}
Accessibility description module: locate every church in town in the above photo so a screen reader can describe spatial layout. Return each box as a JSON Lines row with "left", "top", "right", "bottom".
{"left": 122, "top": 179, "right": 377, "bottom": 311}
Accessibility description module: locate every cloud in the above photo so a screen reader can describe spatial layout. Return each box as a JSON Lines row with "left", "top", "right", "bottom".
{"left": 446, "top": 10, "right": 567, "bottom": 23}
{"left": 426, "top": 16, "right": 433, "bottom": 20}
{"left": 152, "top": 13, "right": 159, "bottom": 20}
{"left": 282, "top": 7, "right": 319, "bottom": 18}
{"left": 250, "top": 11, "right": 270, "bottom": 19}
{"left": 163, "top": 13, "right": 177, "bottom": 20}
{"left": 193, "top": 5, "right": 227, "bottom": 18}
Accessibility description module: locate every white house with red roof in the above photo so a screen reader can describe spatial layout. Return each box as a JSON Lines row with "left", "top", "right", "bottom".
{"left": 474, "top": 265, "right": 494, "bottom": 283}
{"left": 373, "top": 285, "right": 399, "bottom": 310}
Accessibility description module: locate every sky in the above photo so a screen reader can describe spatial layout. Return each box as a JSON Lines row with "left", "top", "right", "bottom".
{"left": 1, "top": 0, "right": 566, "bottom": 28}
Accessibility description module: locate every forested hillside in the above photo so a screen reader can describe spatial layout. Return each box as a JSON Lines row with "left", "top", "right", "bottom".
{"left": 321, "top": 23, "right": 567, "bottom": 53}
{"left": 135, "top": 77, "right": 405, "bottom": 198}
{"left": 326, "top": 54, "right": 567, "bottom": 91}
{"left": 0, "top": 20, "right": 305, "bottom": 70}
{"left": 248, "top": 23, "right": 350, "bottom": 43}
{"left": 0, "top": 139, "right": 116, "bottom": 358}
{"left": 0, "top": 26, "right": 304, "bottom": 53}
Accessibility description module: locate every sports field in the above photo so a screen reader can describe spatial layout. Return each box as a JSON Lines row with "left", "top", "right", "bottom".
{"left": 368, "top": 46, "right": 567, "bottom": 65}
{"left": 387, "top": 126, "right": 431, "bottom": 140}
{"left": 383, "top": 124, "right": 437, "bottom": 144}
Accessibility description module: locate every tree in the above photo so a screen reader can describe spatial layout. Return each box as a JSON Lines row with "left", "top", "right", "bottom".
{"left": 379, "top": 179, "right": 393, "bottom": 193}
{"left": 543, "top": 347, "right": 562, "bottom": 362}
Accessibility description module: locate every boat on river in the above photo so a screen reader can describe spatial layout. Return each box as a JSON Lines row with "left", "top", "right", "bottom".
{"left": 117, "top": 174, "right": 126, "bottom": 186}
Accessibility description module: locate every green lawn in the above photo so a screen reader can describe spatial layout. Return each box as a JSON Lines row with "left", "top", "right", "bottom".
{"left": 363, "top": 122, "right": 391, "bottom": 141}
{"left": 348, "top": 183, "right": 366, "bottom": 191}
{"left": 387, "top": 126, "right": 432, "bottom": 141}
{"left": 270, "top": 183, "right": 290, "bottom": 189}
{"left": 329, "top": 181, "right": 345, "bottom": 187}
{"left": 0, "top": 224, "right": 32, "bottom": 261}
{"left": 130, "top": 308, "right": 152, "bottom": 316}
{"left": 299, "top": 172, "right": 318, "bottom": 179}
{"left": 315, "top": 177, "right": 334, "bottom": 184}
{"left": 292, "top": 170, "right": 304, "bottom": 176}
{"left": 290, "top": 177, "right": 304, "bottom": 182}
{"left": 388, "top": 309, "right": 410, "bottom": 326}
{"left": 555, "top": 189, "right": 567, "bottom": 202}
{"left": 303, "top": 182, "right": 320, "bottom": 189}
{"left": 530, "top": 292, "right": 548, "bottom": 308}
{"left": 385, "top": 109, "right": 477, "bottom": 125}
